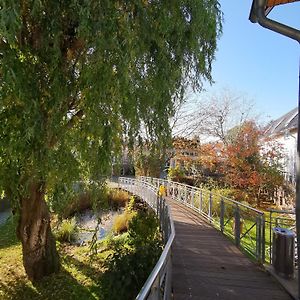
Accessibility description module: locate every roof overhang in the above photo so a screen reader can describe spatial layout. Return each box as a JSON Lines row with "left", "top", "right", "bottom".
{"left": 249, "top": 0, "right": 300, "bottom": 42}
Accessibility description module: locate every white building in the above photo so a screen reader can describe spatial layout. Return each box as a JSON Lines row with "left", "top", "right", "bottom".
{"left": 264, "top": 107, "right": 297, "bottom": 185}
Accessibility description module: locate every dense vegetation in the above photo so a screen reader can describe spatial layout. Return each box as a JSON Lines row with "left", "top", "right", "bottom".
{"left": 169, "top": 121, "right": 290, "bottom": 207}
{"left": 0, "top": 1, "right": 222, "bottom": 280}
{"left": 0, "top": 192, "right": 162, "bottom": 300}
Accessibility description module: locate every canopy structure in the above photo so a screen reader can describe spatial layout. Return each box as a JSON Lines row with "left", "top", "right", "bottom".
{"left": 267, "top": 0, "right": 299, "bottom": 6}
{"left": 265, "top": 0, "right": 300, "bottom": 14}
{"left": 249, "top": 0, "right": 300, "bottom": 42}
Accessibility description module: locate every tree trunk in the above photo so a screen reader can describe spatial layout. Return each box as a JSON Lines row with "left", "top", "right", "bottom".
{"left": 17, "top": 182, "right": 60, "bottom": 282}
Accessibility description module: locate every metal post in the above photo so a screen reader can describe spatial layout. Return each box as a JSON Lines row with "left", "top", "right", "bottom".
{"left": 200, "top": 191, "right": 203, "bottom": 213}
{"left": 261, "top": 214, "right": 266, "bottom": 263}
{"left": 256, "top": 215, "right": 262, "bottom": 260}
{"left": 220, "top": 197, "right": 225, "bottom": 233}
{"left": 164, "top": 207, "right": 169, "bottom": 244}
{"left": 191, "top": 190, "right": 195, "bottom": 209}
{"left": 209, "top": 192, "right": 213, "bottom": 220}
{"left": 269, "top": 210, "right": 272, "bottom": 263}
{"left": 235, "top": 205, "right": 241, "bottom": 247}
{"left": 161, "top": 200, "right": 165, "bottom": 233}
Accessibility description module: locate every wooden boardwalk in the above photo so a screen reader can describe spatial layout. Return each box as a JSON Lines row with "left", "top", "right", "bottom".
{"left": 168, "top": 198, "right": 292, "bottom": 300}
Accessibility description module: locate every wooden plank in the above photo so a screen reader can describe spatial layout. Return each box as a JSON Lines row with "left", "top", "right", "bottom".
{"left": 168, "top": 198, "right": 292, "bottom": 300}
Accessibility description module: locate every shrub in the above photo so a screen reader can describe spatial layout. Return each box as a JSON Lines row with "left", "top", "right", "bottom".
{"left": 64, "top": 192, "right": 93, "bottom": 218}
{"left": 99, "top": 233, "right": 129, "bottom": 251}
{"left": 112, "top": 211, "right": 136, "bottom": 234}
{"left": 168, "top": 166, "right": 184, "bottom": 181}
{"left": 54, "top": 218, "right": 78, "bottom": 243}
{"left": 101, "top": 210, "right": 162, "bottom": 300}
{"left": 128, "top": 210, "right": 161, "bottom": 248}
{"left": 108, "top": 189, "right": 130, "bottom": 209}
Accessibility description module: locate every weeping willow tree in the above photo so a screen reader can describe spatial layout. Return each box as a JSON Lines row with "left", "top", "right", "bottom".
{"left": 0, "top": 1, "right": 222, "bottom": 281}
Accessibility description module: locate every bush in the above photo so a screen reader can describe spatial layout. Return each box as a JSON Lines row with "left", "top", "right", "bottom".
{"left": 100, "top": 209, "right": 162, "bottom": 300}
{"left": 54, "top": 218, "right": 78, "bottom": 243}
{"left": 98, "top": 233, "right": 129, "bottom": 251}
{"left": 112, "top": 211, "right": 136, "bottom": 234}
{"left": 64, "top": 192, "right": 93, "bottom": 218}
{"left": 108, "top": 189, "right": 130, "bottom": 209}
{"left": 168, "top": 166, "right": 184, "bottom": 181}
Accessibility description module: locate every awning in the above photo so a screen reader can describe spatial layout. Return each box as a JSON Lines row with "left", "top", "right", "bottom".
{"left": 266, "top": 0, "right": 299, "bottom": 7}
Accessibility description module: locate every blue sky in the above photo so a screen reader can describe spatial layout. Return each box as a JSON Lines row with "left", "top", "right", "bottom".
{"left": 201, "top": 0, "right": 299, "bottom": 122}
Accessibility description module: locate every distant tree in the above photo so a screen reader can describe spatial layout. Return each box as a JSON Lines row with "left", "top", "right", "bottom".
{"left": 220, "top": 121, "right": 284, "bottom": 206}
{"left": 175, "top": 89, "right": 257, "bottom": 142}
{"left": 175, "top": 121, "right": 285, "bottom": 206}
{"left": 134, "top": 142, "right": 165, "bottom": 178}
{"left": 0, "top": 1, "right": 222, "bottom": 280}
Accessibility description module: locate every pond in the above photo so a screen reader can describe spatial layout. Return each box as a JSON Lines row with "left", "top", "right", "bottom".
{"left": 75, "top": 209, "right": 122, "bottom": 244}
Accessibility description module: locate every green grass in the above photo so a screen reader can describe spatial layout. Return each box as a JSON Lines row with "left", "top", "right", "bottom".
{"left": 0, "top": 216, "right": 110, "bottom": 300}
{"left": 0, "top": 207, "right": 163, "bottom": 300}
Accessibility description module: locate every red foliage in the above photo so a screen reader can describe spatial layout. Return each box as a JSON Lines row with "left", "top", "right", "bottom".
{"left": 199, "top": 121, "right": 284, "bottom": 206}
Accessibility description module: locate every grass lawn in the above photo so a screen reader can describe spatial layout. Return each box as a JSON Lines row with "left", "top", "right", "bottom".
{"left": 0, "top": 216, "right": 110, "bottom": 300}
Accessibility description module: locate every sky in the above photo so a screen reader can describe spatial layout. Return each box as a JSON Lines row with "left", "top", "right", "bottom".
{"left": 200, "top": 0, "right": 300, "bottom": 122}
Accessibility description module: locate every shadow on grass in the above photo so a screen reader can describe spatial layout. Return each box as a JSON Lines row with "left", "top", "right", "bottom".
{"left": 0, "top": 216, "right": 19, "bottom": 249}
{"left": 0, "top": 264, "right": 102, "bottom": 300}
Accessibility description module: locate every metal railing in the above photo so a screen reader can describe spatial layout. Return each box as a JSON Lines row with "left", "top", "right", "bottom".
{"left": 139, "top": 176, "right": 267, "bottom": 262}
{"left": 118, "top": 177, "right": 175, "bottom": 300}
{"left": 119, "top": 176, "right": 298, "bottom": 299}
{"left": 265, "top": 208, "right": 296, "bottom": 265}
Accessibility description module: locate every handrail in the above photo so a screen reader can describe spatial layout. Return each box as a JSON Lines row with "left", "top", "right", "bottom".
{"left": 118, "top": 177, "right": 175, "bottom": 300}
{"left": 118, "top": 176, "right": 298, "bottom": 298}
{"left": 137, "top": 176, "right": 299, "bottom": 267}
{"left": 138, "top": 176, "right": 266, "bottom": 261}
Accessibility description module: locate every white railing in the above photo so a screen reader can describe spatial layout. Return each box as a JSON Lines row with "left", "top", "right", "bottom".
{"left": 138, "top": 176, "right": 266, "bottom": 262}
{"left": 119, "top": 177, "right": 175, "bottom": 300}
{"left": 119, "top": 176, "right": 297, "bottom": 299}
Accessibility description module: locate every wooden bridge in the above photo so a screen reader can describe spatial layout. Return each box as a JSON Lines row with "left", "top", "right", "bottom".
{"left": 169, "top": 198, "right": 291, "bottom": 300}
{"left": 119, "top": 177, "right": 293, "bottom": 300}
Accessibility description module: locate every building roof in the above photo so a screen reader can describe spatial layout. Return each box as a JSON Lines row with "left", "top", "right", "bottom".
{"left": 266, "top": 0, "right": 299, "bottom": 7}
{"left": 264, "top": 107, "right": 298, "bottom": 136}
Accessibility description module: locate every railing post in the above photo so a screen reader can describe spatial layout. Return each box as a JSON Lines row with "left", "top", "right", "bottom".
{"left": 235, "top": 205, "right": 241, "bottom": 247}
{"left": 161, "top": 199, "right": 165, "bottom": 233}
{"left": 256, "top": 215, "right": 261, "bottom": 260}
{"left": 220, "top": 197, "right": 225, "bottom": 233}
{"left": 191, "top": 190, "right": 195, "bottom": 209}
{"left": 208, "top": 192, "right": 213, "bottom": 220}
{"left": 199, "top": 191, "right": 203, "bottom": 213}
{"left": 261, "top": 214, "right": 266, "bottom": 263}
{"left": 164, "top": 206, "right": 169, "bottom": 244}
{"left": 269, "top": 211, "right": 273, "bottom": 263}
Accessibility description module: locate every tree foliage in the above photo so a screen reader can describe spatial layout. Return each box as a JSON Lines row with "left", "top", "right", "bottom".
{"left": 205, "top": 122, "right": 285, "bottom": 206}
{"left": 0, "top": 0, "right": 222, "bottom": 280}
{"left": 170, "top": 122, "right": 286, "bottom": 207}
{"left": 171, "top": 89, "right": 257, "bottom": 141}
{"left": 0, "top": 0, "right": 222, "bottom": 202}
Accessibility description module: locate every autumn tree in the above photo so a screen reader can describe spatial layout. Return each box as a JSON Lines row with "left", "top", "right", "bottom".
{"left": 219, "top": 121, "right": 284, "bottom": 206}
{"left": 0, "top": 1, "right": 222, "bottom": 281}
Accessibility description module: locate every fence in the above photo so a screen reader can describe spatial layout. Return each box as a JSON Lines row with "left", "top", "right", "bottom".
{"left": 139, "top": 176, "right": 266, "bottom": 262}
{"left": 139, "top": 176, "right": 297, "bottom": 266}
{"left": 119, "top": 177, "right": 175, "bottom": 300}
{"left": 265, "top": 208, "right": 296, "bottom": 265}
{"left": 119, "top": 177, "right": 297, "bottom": 299}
